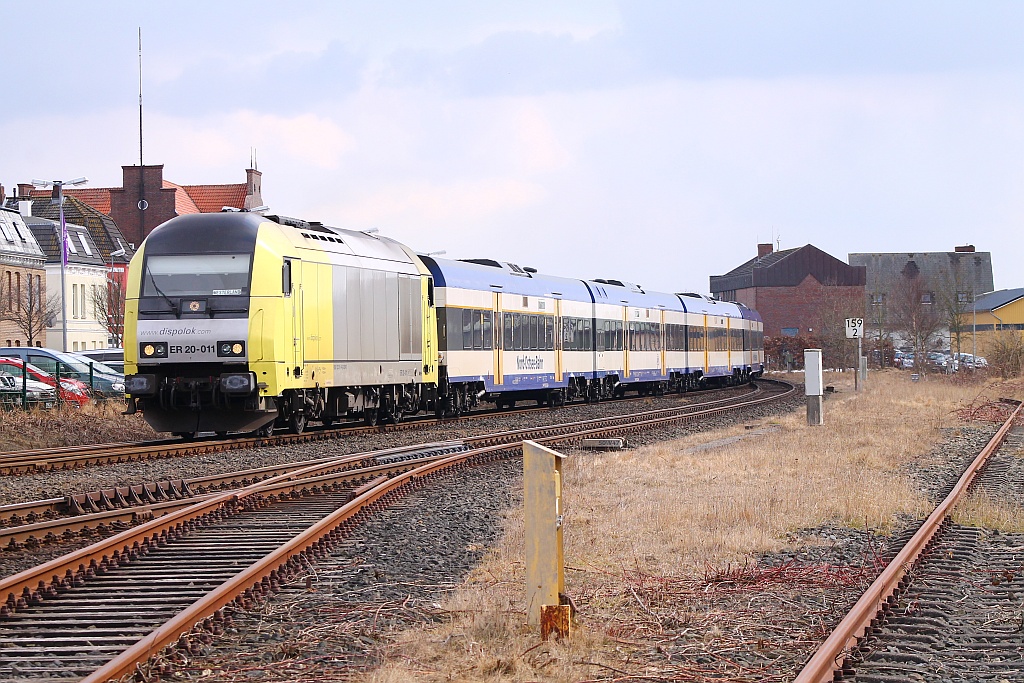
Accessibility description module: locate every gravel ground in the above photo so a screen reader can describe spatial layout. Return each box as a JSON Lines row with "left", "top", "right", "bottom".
{"left": 119, "top": 388, "right": 806, "bottom": 681}
{"left": 610, "top": 423, "right": 1008, "bottom": 680}
{"left": 0, "top": 387, "right": 760, "bottom": 507}
{"left": 140, "top": 458, "right": 523, "bottom": 682}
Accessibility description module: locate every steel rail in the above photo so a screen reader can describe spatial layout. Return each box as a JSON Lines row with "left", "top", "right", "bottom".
{"left": 1, "top": 384, "right": 788, "bottom": 550}
{"left": 795, "top": 399, "right": 1024, "bottom": 682}
{"left": 0, "top": 384, "right": 760, "bottom": 474}
{"left": 0, "top": 383, "right": 772, "bottom": 527}
{"left": 1, "top": 380, "right": 794, "bottom": 681}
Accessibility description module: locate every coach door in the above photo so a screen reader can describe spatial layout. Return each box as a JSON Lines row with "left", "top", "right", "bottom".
{"left": 283, "top": 258, "right": 304, "bottom": 377}
{"left": 623, "top": 308, "right": 630, "bottom": 379}
{"left": 703, "top": 314, "right": 709, "bottom": 374}
{"left": 554, "top": 299, "right": 563, "bottom": 383}
{"left": 660, "top": 310, "right": 667, "bottom": 377}
{"left": 493, "top": 292, "right": 503, "bottom": 385}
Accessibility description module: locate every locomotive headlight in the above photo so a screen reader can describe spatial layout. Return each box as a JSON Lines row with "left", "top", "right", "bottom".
{"left": 140, "top": 342, "right": 168, "bottom": 359}
{"left": 219, "top": 373, "right": 253, "bottom": 394}
{"left": 217, "top": 341, "right": 245, "bottom": 357}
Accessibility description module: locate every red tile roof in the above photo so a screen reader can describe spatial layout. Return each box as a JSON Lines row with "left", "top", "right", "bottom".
{"left": 28, "top": 187, "right": 113, "bottom": 215}
{"left": 27, "top": 178, "right": 249, "bottom": 217}
{"left": 181, "top": 184, "right": 249, "bottom": 213}
{"left": 161, "top": 180, "right": 201, "bottom": 215}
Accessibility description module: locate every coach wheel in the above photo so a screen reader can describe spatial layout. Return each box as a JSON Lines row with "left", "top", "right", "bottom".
{"left": 321, "top": 417, "right": 335, "bottom": 428}
{"left": 173, "top": 431, "right": 196, "bottom": 441}
{"left": 289, "top": 412, "right": 306, "bottom": 434}
{"left": 364, "top": 409, "right": 379, "bottom": 427}
{"left": 215, "top": 431, "right": 228, "bottom": 438}
{"left": 550, "top": 391, "right": 565, "bottom": 407}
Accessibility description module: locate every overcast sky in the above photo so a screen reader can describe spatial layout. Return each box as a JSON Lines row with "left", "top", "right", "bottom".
{"left": 4, "top": 1, "right": 1023, "bottom": 293}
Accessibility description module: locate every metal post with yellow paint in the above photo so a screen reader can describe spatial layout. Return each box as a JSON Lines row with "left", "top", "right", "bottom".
{"left": 524, "top": 440, "right": 568, "bottom": 635}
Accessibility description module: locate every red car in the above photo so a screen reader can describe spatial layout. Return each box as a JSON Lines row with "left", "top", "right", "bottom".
{"left": 0, "top": 357, "right": 91, "bottom": 406}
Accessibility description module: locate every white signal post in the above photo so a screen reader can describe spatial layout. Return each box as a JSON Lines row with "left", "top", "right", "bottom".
{"left": 845, "top": 317, "right": 865, "bottom": 391}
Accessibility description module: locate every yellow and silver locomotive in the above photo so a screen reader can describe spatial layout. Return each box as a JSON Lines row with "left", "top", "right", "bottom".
{"left": 124, "top": 212, "right": 437, "bottom": 437}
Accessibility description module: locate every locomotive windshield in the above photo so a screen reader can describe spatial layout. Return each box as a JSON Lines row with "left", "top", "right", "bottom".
{"left": 143, "top": 254, "right": 252, "bottom": 298}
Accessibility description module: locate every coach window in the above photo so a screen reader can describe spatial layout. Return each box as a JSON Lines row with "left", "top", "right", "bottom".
{"left": 503, "top": 312, "right": 513, "bottom": 349}
{"left": 513, "top": 313, "right": 523, "bottom": 350}
{"left": 482, "top": 311, "right": 493, "bottom": 350}
{"left": 461, "top": 310, "right": 473, "bottom": 349}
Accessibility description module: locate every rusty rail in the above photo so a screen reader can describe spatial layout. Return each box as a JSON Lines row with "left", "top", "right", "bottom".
{"left": 0, "top": 379, "right": 794, "bottom": 681}
{"left": 0, "top": 384, "right": 761, "bottom": 474}
{"left": 795, "top": 399, "right": 1024, "bottom": 682}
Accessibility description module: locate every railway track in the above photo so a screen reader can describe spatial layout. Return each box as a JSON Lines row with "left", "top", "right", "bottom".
{"left": 0, "top": 379, "right": 795, "bottom": 682}
{"left": 0, "top": 381, "right": 784, "bottom": 547}
{"left": 796, "top": 398, "right": 1024, "bottom": 682}
{"left": 0, "top": 383, "right": 761, "bottom": 476}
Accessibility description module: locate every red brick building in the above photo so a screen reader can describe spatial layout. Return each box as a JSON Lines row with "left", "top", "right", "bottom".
{"left": 710, "top": 243, "right": 866, "bottom": 338}
{"left": 19, "top": 165, "right": 263, "bottom": 249}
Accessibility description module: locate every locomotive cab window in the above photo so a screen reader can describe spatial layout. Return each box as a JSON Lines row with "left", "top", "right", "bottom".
{"left": 143, "top": 254, "right": 253, "bottom": 298}
{"left": 282, "top": 260, "right": 292, "bottom": 296}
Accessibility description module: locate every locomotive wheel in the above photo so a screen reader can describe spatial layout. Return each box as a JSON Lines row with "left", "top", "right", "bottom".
{"left": 289, "top": 412, "right": 306, "bottom": 434}
{"left": 364, "top": 409, "right": 379, "bottom": 426}
{"left": 257, "top": 422, "right": 274, "bottom": 438}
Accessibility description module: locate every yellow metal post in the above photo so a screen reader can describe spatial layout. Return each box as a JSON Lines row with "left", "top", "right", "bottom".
{"left": 524, "top": 440, "right": 567, "bottom": 630}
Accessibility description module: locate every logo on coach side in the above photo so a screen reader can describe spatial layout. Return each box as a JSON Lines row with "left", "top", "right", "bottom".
{"left": 188, "top": 301, "right": 201, "bottom": 312}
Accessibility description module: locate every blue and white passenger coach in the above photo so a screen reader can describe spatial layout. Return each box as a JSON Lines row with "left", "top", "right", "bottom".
{"left": 420, "top": 257, "right": 595, "bottom": 412}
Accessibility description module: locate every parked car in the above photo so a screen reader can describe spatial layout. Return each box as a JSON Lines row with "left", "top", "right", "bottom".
{"left": 954, "top": 353, "right": 988, "bottom": 369}
{"left": 0, "top": 348, "right": 124, "bottom": 398}
{"left": 0, "top": 373, "right": 58, "bottom": 409}
{"left": 0, "top": 357, "right": 90, "bottom": 406}
{"left": 78, "top": 348, "right": 124, "bottom": 374}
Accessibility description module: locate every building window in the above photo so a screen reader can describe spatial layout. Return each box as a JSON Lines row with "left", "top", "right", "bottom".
{"left": 781, "top": 327, "right": 799, "bottom": 337}
{"left": 14, "top": 273, "right": 20, "bottom": 309}
{"left": 957, "top": 291, "right": 970, "bottom": 304}
{"left": 72, "top": 284, "right": 79, "bottom": 318}
{"left": 921, "top": 292, "right": 933, "bottom": 305}
{"left": 81, "top": 286, "right": 86, "bottom": 320}
{"left": 871, "top": 293, "right": 885, "bottom": 305}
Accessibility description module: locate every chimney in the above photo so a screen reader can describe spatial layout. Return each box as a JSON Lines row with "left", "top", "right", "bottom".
{"left": 0, "top": 184, "right": 4, "bottom": 203}
{"left": 18, "top": 200, "right": 32, "bottom": 217}
{"left": 954, "top": 244, "right": 975, "bottom": 253}
{"left": 757, "top": 243, "right": 774, "bottom": 258}
{"left": 17, "top": 183, "right": 33, "bottom": 198}
{"left": 243, "top": 167, "right": 263, "bottom": 209}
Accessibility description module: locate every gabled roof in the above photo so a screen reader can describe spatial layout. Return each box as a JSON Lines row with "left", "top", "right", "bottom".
{"left": 718, "top": 247, "right": 800, "bottom": 279}
{"left": 161, "top": 180, "right": 201, "bottom": 215}
{"left": 34, "top": 180, "right": 248, "bottom": 217}
{"left": 710, "top": 244, "right": 865, "bottom": 294}
{"left": 181, "top": 183, "right": 249, "bottom": 213}
{"left": 24, "top": 216, "right": 106, "bottom": 267}
{"left": 973, "top": 288, "right": 1024, "bottom": 312}
{"left": 26, "top": 198, "right": 134, "bottom": 263}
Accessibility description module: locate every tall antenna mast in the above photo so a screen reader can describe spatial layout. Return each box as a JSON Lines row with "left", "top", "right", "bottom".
{"left": 138, "top": 27, "right": 143, "bottom": 167}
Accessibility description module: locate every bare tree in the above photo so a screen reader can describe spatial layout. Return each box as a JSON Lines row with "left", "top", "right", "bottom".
{"left": 889, "top": 273, "right": 944, "bottom": 370}
{"left": 936, "top": 266, "right": 972, "bottom": 359}
{"left": 90, "top": 274, "right": 126, "bottom": 347}
{"left": 0, "top": 273, "right": 59, "bottom": 347}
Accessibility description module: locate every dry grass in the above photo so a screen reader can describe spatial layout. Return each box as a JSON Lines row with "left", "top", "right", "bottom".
{"left": 0, "top": 400, "right": 160, "bottom": 451}
{"left": 367, "top": 370, "right": 1020, "bottom": 682}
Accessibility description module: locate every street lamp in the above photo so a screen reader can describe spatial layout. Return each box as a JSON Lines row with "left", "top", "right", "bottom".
{"left": 31, "top": 177, "right": 87, "bottom": 351}
{"left": 108, "top": 248, "right": 126, "bottom": 348}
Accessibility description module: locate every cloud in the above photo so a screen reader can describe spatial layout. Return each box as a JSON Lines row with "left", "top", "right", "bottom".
{"left": 146, "top": 111, "right": 354, "bottom": 175}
